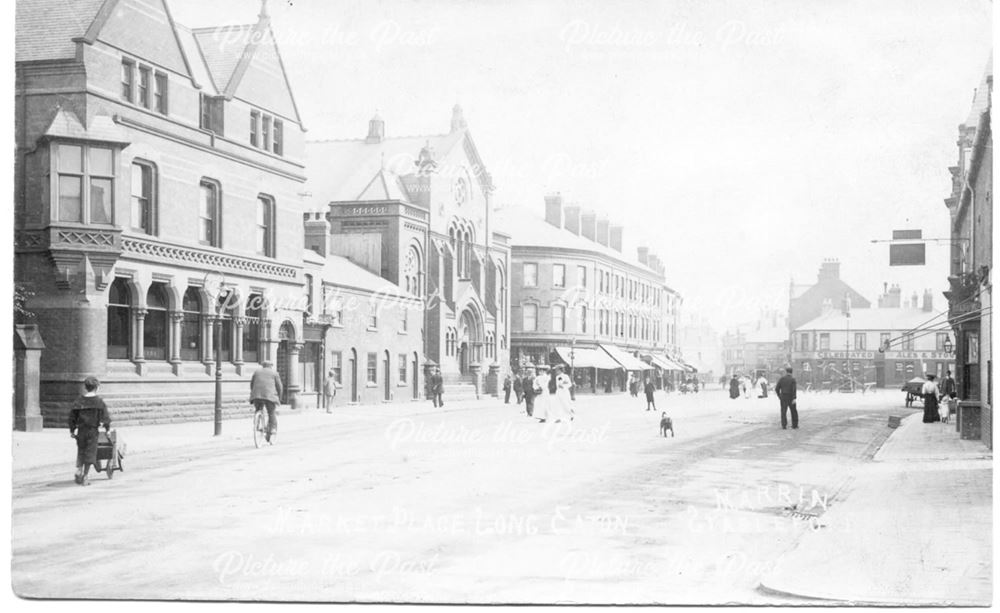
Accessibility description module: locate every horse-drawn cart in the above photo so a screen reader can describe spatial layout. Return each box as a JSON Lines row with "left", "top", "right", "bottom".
{"left": 902, "top": 377, "right": 925, "bottom": 408}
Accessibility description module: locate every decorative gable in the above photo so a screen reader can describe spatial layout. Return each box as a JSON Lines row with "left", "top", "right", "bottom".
{"left": 229, "top": 25, "right": 302, "bottom": 124}
{"left": 94, "top": 0, "right": 191, "bottom": 77}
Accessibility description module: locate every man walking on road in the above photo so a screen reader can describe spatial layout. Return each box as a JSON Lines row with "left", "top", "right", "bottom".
{"left": 431, "top": 368, "right": 444, "bottom": 408}
{"left": 521, "top": 368, "right": 536, "bottom": 417}
{"left": 513, "top": 373, "right": 524, "bottom": 404}
{"left": 775, "top": 366, "right": 798, "bottom": 430}
{"left": 250, "top": 360, "right": 283, "bottom": 442}
{"left": 503, "top": 373, "right": 512, "bottom": 404}
{"left": 323, "top": 370, "right": 337, "bottom": 413}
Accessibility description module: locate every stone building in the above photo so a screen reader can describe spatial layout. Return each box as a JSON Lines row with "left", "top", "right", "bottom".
{"left": 944, "top": 58, "right": 993, "bottom": 447}
{"left": 499, "top": 195, "right": 683, "bottom": 393}
{"left": 305, "top": 108, "right": 510, "bottom": 398}
{"left": 13, "top": 0, "right": 425, "bottom": 424}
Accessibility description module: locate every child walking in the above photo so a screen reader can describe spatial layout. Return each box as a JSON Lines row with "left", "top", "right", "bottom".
{"left": 941, "top": 392, "right": 958, "bottom": 424}
{"left": 69, "top": 376, "right": 111, "bottom": 486}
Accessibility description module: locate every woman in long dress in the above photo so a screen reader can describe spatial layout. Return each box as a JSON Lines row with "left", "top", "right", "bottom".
{"left": 533, "top": 366, "right": 551, "bottom": 422}
{"left": 550, "top": 365, "right": 574, "bottom": 423}
{"left": 729, "top": 375, "right": 740, "bottom": 400}
{"left": 922, "top": 374, "right": 941, "bottom": 423}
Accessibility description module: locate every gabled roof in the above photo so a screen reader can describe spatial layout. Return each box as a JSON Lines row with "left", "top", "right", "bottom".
{"left": 315, "top": 253, "right": 410, "bottom": 299}
{"left": 356, "top": 168, "right": 412, "bottom": 203}
{"left": 15, "top": 0, "right": 106, "bottom": 62}
{"left": 42, "top": 109, "right": 130, "bottom": 144}
{"left": 794, "top": 308, "right": 949, "bottom": 333}
{"left": 192, "top": 25, "right": 252, "bottom": 92}
{"left": 306, "top": 130, "right": 466, "bottom": 206}
{"left": 792, "top": 279, "right": 871, "bottom": 309}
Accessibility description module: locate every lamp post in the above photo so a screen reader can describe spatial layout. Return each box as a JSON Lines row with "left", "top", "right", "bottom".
{"left": 204, "top": 272, "right": 228, "bottom": 436}
{"left": 569, "top": 337, "right": 576, "bottom": 400}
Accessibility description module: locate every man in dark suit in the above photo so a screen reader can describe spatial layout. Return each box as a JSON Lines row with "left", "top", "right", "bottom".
{"left": 521, "top": 368, "right": 536, "bottom": 417}
{"left": 431, "top": 368, "right": 444, "bottom": 408}
{"left": 774, "top": 366, "right": 798, "bottom": 430}
{"left": 941, "top": 370, "right": 957, "bottom": 399}
{"left": 251, "top": 360, "right": 284, "bottom": 442}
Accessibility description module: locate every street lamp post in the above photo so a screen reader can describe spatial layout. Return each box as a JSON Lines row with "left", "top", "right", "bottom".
{"left": 204, "top": 271, "right": 228, "bottom": 437}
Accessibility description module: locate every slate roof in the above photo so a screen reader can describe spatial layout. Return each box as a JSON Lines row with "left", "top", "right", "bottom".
{"left": 317, "top": 253, "right": 410, "bottom": 298}
{"left": 305, "top": 131, "right": 465, "bottom": 206}
{"left": 174, "top": 23, "right": 217, "bottom": 93}
{"left": 794, "top": 308, "right": 950, "bottom": 333}
{"left": 494, "top": 206, "right": 661, "bottom": 278}
{"left": 191, "top": 25, "right": 252, "bottom": 92}
{"left": 15, "top": 0, "right": 106, "bottom": 62}
{"left": 965, "top": 56, "right": 994, "bottom": 128}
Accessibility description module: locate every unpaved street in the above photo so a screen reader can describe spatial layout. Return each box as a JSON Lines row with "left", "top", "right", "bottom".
{"left": 13, "top": 389, "right": 899, "bottom": 603}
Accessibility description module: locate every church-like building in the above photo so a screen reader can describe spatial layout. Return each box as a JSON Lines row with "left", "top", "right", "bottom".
{"left": 305, "top": 108, "right": 511, "bottom": 395}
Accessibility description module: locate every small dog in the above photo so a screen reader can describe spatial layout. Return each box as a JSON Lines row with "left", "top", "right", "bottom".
{"left": 659, "top": 412, "right": 674, "bottom": 438}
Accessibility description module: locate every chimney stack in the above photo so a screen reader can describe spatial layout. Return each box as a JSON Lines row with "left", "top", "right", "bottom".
{"left": 637, "top": 246, "right": 649, "bottom": 265}
{"left": 366, "top": 113, "right": 385, "bottom": 143}
{"left": 304, "top": 211, "right": 331, "bottom": 257}
{"left": 544, "top": 193, "right": 563, "bottom": 228}
{"left": 818, "top": 259, "right": 841, "bottom": 282}
{"left": 648, "top": 253, "right": 661, "bottom": 274}
{"left": 609, "top": 224, "right": 623, "bottom": 252}
{"left": 922, "top": 289, "right": 933, "bottom": 312}
{"left": 911, "top": 292, "right": 919, "bottom": 309}
{"left": 564, "top": 204, "right": 581, "bottom": 235}
{"left": 581, "top": 210, "right": 596, "bottom": 241}
{"left": 596, "top": 217, "right": 610, "bottom": 246}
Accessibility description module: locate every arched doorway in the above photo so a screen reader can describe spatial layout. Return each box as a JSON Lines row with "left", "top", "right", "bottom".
{"left": 456, "top": 307, "right": 482, "bottom": 376}
{"left": 276, "top": 321, "right": 295, "bottom": 404}
{"left": 349, "top": 348, "right": 358, "bottom": 403}
{"left": 383, "top": 350, "right": 391, "bottom": 401}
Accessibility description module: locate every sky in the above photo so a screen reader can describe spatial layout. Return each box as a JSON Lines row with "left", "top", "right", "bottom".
{"left": 165, "top": 0, "right": 991, "bottom": 329}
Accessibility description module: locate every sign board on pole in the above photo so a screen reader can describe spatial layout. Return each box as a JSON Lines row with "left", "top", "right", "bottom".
{"left": 889, "top": 243, "right": 926, "bottom": 266}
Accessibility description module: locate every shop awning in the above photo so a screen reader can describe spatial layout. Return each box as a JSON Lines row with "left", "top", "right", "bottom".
{"left": 676, "top": 358, "right": 697, "bottom": 373}
{"left": 644, "top": 354, "right": 684, "bottom": 371}
{"left": 600, "top": 344, "right": 652, "bottom": 370}
{"left": 554, "top": 346, "right": 623, "bottom": 370}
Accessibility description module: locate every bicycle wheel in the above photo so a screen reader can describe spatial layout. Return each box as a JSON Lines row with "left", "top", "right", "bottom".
{"left": 253, "top": 410, "right": 266, "bottom": 448}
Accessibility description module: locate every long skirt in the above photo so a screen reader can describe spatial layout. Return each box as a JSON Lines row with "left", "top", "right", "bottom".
{"left": 923, "top": 394, "right": 941, "bottom": 423}
{"left": 534, "top": 392, "right": 550, "bottom": 421}
{"left": 549, "top": 390, "right": 573, "bottom": 422}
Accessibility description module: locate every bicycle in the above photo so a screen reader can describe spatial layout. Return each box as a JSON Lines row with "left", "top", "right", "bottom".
{"left": 252, "top": 404, "right": 276, "bottom": 448}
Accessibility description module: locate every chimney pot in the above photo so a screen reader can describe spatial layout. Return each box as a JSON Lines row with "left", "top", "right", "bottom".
{"left": 366, "top": 113, "right": 385, "bottom": 143}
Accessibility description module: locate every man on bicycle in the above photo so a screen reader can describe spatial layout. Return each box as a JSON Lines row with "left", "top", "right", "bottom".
{"left": 250, "top": 360, "right": 283, "bottom": 443}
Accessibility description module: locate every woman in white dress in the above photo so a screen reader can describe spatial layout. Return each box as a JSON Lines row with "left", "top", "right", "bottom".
{"left": 551, "top": 365, "right": 574, "bottom": 423}
{"left": 533, "top": 365, "right": 551, "bottom": 422}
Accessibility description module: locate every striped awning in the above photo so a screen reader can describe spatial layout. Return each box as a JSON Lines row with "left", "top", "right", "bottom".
{"left": 600, "top": 344, "right": 652, "bottom": 370}
{"left": 646, "top": 354, "right": 684, "bottom": 371}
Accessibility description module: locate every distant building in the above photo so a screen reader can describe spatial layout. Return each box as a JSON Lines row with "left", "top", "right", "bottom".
{"left": 791, "top": 288, "right": 953, "bottom": 389}
{"left": 789, "top": 259, "right": 872, "bottom": 332}
{"left": 721, "top": 310, "right": 788, "bottom": 379}
{"left": 500, "top": 195, "right": 683, "bottom": 393}
{"left": 944, "top": 58, "right": 992, "bottom": 447}
{"left": 678, "top": 315, "right": 723, "bottom": 383}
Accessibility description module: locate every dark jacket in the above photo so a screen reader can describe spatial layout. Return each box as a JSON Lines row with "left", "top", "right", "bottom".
{"left": 644, "top": 382, "right": 655, "bottom": 396}
{"left": 251, "top": 366, "right": 284, "bottom": 403}
{"left": 942, "top": 376, "right": 957, "bottom": 397}
{"left": 69, "top": 395, "right": 111, "bottom": 433}
{"left": 729, "top": 377, "right": 740, "bottom": 398}
{"left": 775, "top": 374, "right": 797, "bottom": 400}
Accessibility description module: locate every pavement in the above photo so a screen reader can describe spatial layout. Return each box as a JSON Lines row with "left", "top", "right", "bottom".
{"left": 759, "top": 410, "right": 993, "bottom": 606}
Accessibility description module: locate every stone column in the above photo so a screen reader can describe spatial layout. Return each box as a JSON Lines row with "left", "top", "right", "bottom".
{"left": 133, "top": 308, "right": 147, "bottom": 376}
{"left": 233, "top": 316, "right": 246, "bottom": 375}
{"left": 14, "top": 324, "right": 45, "bottom": 432}
{"left": 169, "top": 312, "right": 184, "bottom": 375}
{"left": 287, "top": 341, "right": 303, "bottom": 409}
{"left": 469, "top": 362, "right": 482, "bottom": 399}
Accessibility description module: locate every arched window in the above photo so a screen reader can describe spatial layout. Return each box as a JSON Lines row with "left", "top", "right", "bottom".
{"left": 404, "top": 245, "right": 422, "bottom": 297}
{"left": 181, "top": 287, "right": 201, "bottom": 361}
{"left": 217, "top": 293, "right": 235, "bottom": 362}
{"left": 244, "top": 293, "right": 263, "bottom": 363}
{"left": 144, "top": 283, "right": 169, "bottom": 360}
{"left": 107, "top": 278, "right": 131, "bottom": 359}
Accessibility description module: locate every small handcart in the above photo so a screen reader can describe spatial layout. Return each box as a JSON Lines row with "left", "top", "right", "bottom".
{"left": 94, "top": 430, "right": 124, "bottom": 479}
{"left": 902, "top": 377, "right": 926, "bottom": 408}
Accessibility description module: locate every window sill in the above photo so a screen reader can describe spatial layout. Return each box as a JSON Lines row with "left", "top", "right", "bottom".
{"left": 366, "top": 382, "right": 377, "bottom": 388}
{"left": 397, "top": 383, "right": 408, "bottom": 387}
{"left": 397, "top": 331, "right": 408, "bottom": 335}
{"left": 367, "top": 327, "right": 378, "bottom": 332}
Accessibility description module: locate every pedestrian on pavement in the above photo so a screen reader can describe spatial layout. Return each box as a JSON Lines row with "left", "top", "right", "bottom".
{"left": 729, "top": 374, "right": 740, "bottom": 400}
{"left": 69, "top": 376, "right": 111, "bottom": 486}
{"left": 628, "top": 373, "right": 638, "bottom": 397}
{"left": 758, "top": 374, "right": 769, "bottom": 398}
{"left": 503, "top": 373, "right": 512, "bottom": 404}
{"left": 550, "top": 364, "right": 574, "bottom": 423}
{"left": 942, "top": 392, "right": 958, "bottom": 424}
{"left": 431, "top": 368, "right": 444, "bottom": 408}
{"left": 323, "top": 370, "right": 337, "bottom": 413}
{"left": 513, "top": 373, "right": 524, "bottom": 404}
{"left": 250, "top": 360, "right": 283, "bottom": 443}
{"left": 941, "top": 370, "right": 957, "bottom": 399}
{"left": 521, "top": 368, "right": 536, "bottom": 417}
{"left": 742, "top": 375, "right": 752, "bottom": 399}
{"left": 921, "top": 374, "right": 941, "bottom": 423}
{"left": 775, "top": 367, "right": 798, "bottom": 429}
{"left": 533, "top": 365, "right": 551, "bottom": 422}
{"left": 644, "top": 378, "right": 656, "bottom": 411}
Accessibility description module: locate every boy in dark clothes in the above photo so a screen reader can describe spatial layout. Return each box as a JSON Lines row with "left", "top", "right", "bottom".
{"left": 659, "top": 412, "right": 674, "bottom": 437}
{"left": 69, "top": 376, "right": 111, "bottom": 486}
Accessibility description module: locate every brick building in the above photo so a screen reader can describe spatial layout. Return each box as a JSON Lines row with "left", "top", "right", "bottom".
{"left": 944, "top": 58, "right": 993, "bottom": 447}
{"left": 13, "top": 0, "right": 424, "bottom": 423}
{"left": 791, "top": 288, "right": 954, "bottom": 390}
{"left": 305, "top": 108, "right": 510, "bottom": 398}
{"left": 789, "top": 260, "right": 872, "bottom": 333}
{"left": 499, "top": 195, "right": 683, "bottom": 393}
